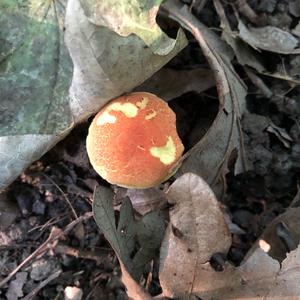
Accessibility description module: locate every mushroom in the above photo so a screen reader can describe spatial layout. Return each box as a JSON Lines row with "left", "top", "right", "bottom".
{"left": 86, "top": 92, "right": 184, "bottom": 188}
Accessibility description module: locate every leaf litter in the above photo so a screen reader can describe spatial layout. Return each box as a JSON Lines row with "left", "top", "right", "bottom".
{"left": 0, "top": 0, "right": 187, "bottom": 191}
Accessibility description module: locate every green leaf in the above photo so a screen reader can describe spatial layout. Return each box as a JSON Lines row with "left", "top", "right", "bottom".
{"left": 0, "top": 0, "right": 73, "bottom": 191}
{"left": 93, "top": 186, "right": 165, "bottom": 281}
{"left": 137, "top": 211, "right": 165, "bottom": 250}
{"left": 93, "top": 187, "right": 136, "bottom": 273}
{"left": 0, "top": 0, "right": 72, "bottom": 136}
{"left": 133, "top": 211, "right": 165, "bottom": 277}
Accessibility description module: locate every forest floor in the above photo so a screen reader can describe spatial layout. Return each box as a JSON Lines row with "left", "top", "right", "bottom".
{"left": 1, "top": 0, "right": 300, "bottom": 299}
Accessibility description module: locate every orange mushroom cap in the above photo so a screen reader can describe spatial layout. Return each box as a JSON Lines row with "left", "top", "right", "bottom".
{"left": 86, "top": 92, "right": 184, "bottom": 188}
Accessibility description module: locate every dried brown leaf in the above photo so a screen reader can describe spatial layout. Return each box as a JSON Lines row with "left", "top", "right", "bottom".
{"left": 213, "top": 0, "right": 265, "bottom": 73}
{"left": 162, "top": 0, "right": 249, "bottom": 197}
{"left": 238, "top": 20, "right": 300, "bottom": 54}
{"left": 159, "top": 173, "right": 233, "bottom": 298}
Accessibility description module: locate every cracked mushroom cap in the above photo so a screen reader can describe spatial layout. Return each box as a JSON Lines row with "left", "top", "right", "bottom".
{"left": 86, "top": 92, "right": 184, "bottom": 188}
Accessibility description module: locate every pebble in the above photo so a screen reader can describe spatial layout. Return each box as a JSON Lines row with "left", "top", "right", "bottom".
{"left": 64, "top": 286, "right": 83, "bottom": 300}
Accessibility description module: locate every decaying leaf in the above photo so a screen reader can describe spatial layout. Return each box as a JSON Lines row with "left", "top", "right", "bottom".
{"left": 163, "top": 0, "right": 249, "bottom": 197}
{"left": 135, "top": 67, "right": 215, "bottom": 101}
{"left": 213, "top": 0, "right": 265, "bottom": 73}
{"left": 292, "top": 21, "right": 300, "bottom": 37}
{"left": 0, "top": 0, "right": 187, "bottom": 191}
{"left": 93, "top": 186, "right": 165, "bottom": 282}
{"left": 159, "top": 173, "right": 300, "bottom": 299}
{"left": 0, "top": 0, "right": 73, "bottom": 190}
{"left": 159, "top": 173, "right": 233, "bottom": 297}
{"left": 236, "top": 247, "right": 281, "bottom": 299}
{"left": 65, "top": 0, "right": 187, "bottom": 122}
{"left": 238, "top": 20, "right": 300, "bottom": 54}
{"left": 80, "top": 0, "right": 181, "bottom": 55}
{"left": 266, "top": 123, "right": 293, "bottom": 148}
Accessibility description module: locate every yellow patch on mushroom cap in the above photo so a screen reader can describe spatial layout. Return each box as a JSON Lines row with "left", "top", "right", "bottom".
{"left": 97, "top": 111, "right": 117, "bottom": 126}
{"left": 97, "top": 102, "right": 138, "bottom": 125}
{"left": 136, "top": 97, "right": 149, "bottom": 109}
{"left": 150, "top": 136, "right": 176, "bottom": 165}
{"left": 109, "top": 102, "right": 138, "bottom": 117}
{"left": 145, "top": 110, "right": 157, "bottom": 120}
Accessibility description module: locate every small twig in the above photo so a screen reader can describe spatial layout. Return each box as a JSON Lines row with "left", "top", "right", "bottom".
{"left": 22, "top": 270, "right": 62, "bottom": 300}
{"left": 0, "top": 212, "right": 93, "bottom": 288}
{"left": 54, "top": 244, "right": 110, "bottom": 264}
{"left": 0, "top": 227, "right": 62, "bottom": 288}
{"left": 245, "top": 67, "right": 273, "bottom": 98}
{"left": 260, "top": 71, "right": 300, "bottom": 85}
{"left": 42, "top": 173, "right": 78, "bottom": 219}
{"left": 28, "top": 214, "right": 68, "bottom": 233}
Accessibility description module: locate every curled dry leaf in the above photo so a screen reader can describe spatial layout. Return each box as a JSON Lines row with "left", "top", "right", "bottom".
{"left": 0, "top": 0, "right": 187, "bottom": 191}
{"left": 238, "top": 20, "right": 300, "bottom": 54}
{"left": 119, "top": 261, "right": 152, "bottom": 300}
{"left": 159, "top": 173, "right": 233, "bottom": 298}
{"left": 213, "top": 0, "right": 266, "bottom": 73}
{"left": 266, "top": 123, "right": 293, "bottom": 148}
{"left": 162, "top": 0, "right": 249, "bottom": 197}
